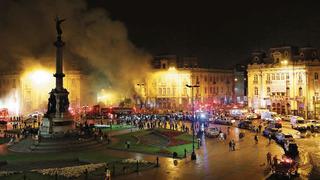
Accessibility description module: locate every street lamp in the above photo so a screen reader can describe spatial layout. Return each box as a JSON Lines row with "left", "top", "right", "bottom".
{"left": 186, "top": 83, "right": 200, "bottom": 160}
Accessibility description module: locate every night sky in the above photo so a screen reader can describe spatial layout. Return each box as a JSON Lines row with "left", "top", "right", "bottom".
{"left": 88, "top": 0, "right": 320, "bottom": 68}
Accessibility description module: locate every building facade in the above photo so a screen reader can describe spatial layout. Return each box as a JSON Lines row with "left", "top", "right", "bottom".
{"left": 139, "top": 55, "right": 234, "bottom": 111}
{"left": 247, "top": 46, "right": 320, "bottom": 119}
{"left": 0, "top": 70, "right": 82, "bottom": 115}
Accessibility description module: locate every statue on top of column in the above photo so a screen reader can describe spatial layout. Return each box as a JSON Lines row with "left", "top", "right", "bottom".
{"left": 55, "top": 16, "right": 66, "bottom": 36}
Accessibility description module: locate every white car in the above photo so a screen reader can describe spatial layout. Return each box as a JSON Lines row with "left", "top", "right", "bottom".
{"left": 205, "top": 127, "right": 220, "bottom": 138}
{"left": 282, "top": 115, "right": 293, "bottom": 122}
{"left": 291, "top": 119, "right": 308, "bottom": 130}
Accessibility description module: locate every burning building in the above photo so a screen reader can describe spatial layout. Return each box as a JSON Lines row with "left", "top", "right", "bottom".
{"left": 0, "top": 69, "right": 82, "bottom": 115}
{"left": 137, "top": 55, "right": 235, "bottom": 112}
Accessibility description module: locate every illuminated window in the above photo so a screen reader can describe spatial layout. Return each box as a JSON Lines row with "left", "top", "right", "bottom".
{"left": 315, "top": 73, "right": 319, "bottom": 80}
{"left": 272, "top": 74, "right": 275, "bottom": 80}
{"left": 254, "top": 87, "right": 258, "bottom": 96}
{"left": 276, "top": 73, "right": 280, "bottom": 80}
{"left": 299, "top": 87, "right": 303, "bottom": 96}
{"left": 286, "top": 87, "right": 290, "bottom": 96}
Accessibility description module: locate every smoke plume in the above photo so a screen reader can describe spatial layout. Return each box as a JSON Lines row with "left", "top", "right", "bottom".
{"left": 0, "top": 0, "right": 151, "bottom": 104}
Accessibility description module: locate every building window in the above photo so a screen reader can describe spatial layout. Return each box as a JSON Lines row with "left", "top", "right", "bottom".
{"left": 204, "top": 76, "right": 207, "bottom": 82}
{"left": 159, "top": 88, "right": 162, "bottom": 95}
{"left": 272, "top": 74, "right": 275, "bottom": 80}
{"left": 286, "top": 73, "right": 289, "bottom": 79}
{"left": 173, "top": 88, "right": 176, "bottom": 96}
{"left": 254, "top": 87, "right": 258, "bottom": 96}
{"left": 167, "top": 88, "right": 170, "bottom": 96}
{"left": 253, "top": 74, "right": 258, "bottom": 83}
{"left": 281, "top": 73, "right": 284, "bottom": 80}
{"left": 205, "top": 87, "right": 207, "bottom": 94}
{"left": 209, "top": 76, "right": 212, "bottom": 82}
{"left": 299, "top": 87, "right": 303, "bottom": 96}
{"left": 286, "top": 87, "right": 290, "bottom": 96}
{"left": 267, "top": 87, "right": 270, "bottom": 95}
{"left": 267, "top": 74, "right": 270, "bottom": 81}
{"left": 315, "top": 73, "right": 319, "bottom": 80}
{"left": 210, "top": 87, "right": 213, "bottom": 94}
{"left": 163, "top": 88, "right": 166, "bottom": 95}
{"left": 276, "top": 73, "right": 280, "bottom": 80}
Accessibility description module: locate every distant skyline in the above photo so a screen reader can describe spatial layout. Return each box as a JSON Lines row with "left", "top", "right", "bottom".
{"left": 88, "top": 0, "right": 320, "bottom": 68}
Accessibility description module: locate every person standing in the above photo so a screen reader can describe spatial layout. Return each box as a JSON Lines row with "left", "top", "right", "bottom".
{"left": 229, "top": 140, "right": 233, "bottom": 151}
{"left": 231, "top": 140, "right": 236, "bottom": 151}
{"left": 254, "top": 135, "right": 258, "bottom": 144}
{"left": 268, "top": 134, "right": 272, "bottom": 144}
{"left": 273, "top": 155, "right": 278, "bottom": 168}
{"left": 267, "top": 152, "right": 272, "bottom": 165}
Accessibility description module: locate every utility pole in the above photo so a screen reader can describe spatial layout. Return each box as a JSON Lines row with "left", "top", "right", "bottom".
{"left": 186, "top": 83, "right": 200, "bottom": 160}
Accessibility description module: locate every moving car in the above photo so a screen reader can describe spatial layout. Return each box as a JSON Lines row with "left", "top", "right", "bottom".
{"left": 205, "top": 127, "right": 220, "bottom": 138}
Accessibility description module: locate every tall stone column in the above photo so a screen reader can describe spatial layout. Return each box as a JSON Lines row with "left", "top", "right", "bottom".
{"left": 54, "top": 36, "right": 65, "bottom": 91}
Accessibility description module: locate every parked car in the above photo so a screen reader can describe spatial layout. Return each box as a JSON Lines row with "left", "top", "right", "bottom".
{"left": 284, "top": 142, "right": 299, "bottom": 158}
{"left": 263, "top": 127, "right": 281, "bottom": 138}
{"left": 238, "top": 120, "right": 253, "bottom": 130}
{"left": 275, "top": 132, "right": 294, "bottom": 144}
{"left": 205, "top": 127, "right": 220, "bottom": 138}
{"left": 291, "top": 118, "right": 308, "bottom": 131}
{"left": 306, "top": 120, "right": 320, "bottom": 130}
{"left": 282, "top": 115, "right": 293, "bottom": 122}
{"left": 246, "top": 113, "right": 258, "bottom": 120}
{"left": 213, "top": 119, "right": 233, "bottom": 126}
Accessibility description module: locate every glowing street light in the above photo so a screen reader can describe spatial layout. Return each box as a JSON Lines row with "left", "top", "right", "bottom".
{"left": 281, "top": 59, "right": 288, "bottom": 65}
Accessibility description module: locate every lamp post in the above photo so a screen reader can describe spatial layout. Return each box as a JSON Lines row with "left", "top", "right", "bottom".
{"left": 186, "top": 83, "right": 200, "bottom": 160}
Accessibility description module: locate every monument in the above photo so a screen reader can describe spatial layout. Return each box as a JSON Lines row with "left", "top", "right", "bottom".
{"left": 39, "top": 17, "right": 74, "bottom": 138}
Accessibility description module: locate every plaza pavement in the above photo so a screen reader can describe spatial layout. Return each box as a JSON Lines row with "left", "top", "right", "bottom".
{"left": 111, "top": 124, "right": 285, "bottom": 180}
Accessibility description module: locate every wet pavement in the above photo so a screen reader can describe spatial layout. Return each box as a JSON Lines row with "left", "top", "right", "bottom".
{"left": 1, "top": 122, "right": 317, "bottom": 179}
{"left": 114, "top": 124, "right": 285, "bottom": 180}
